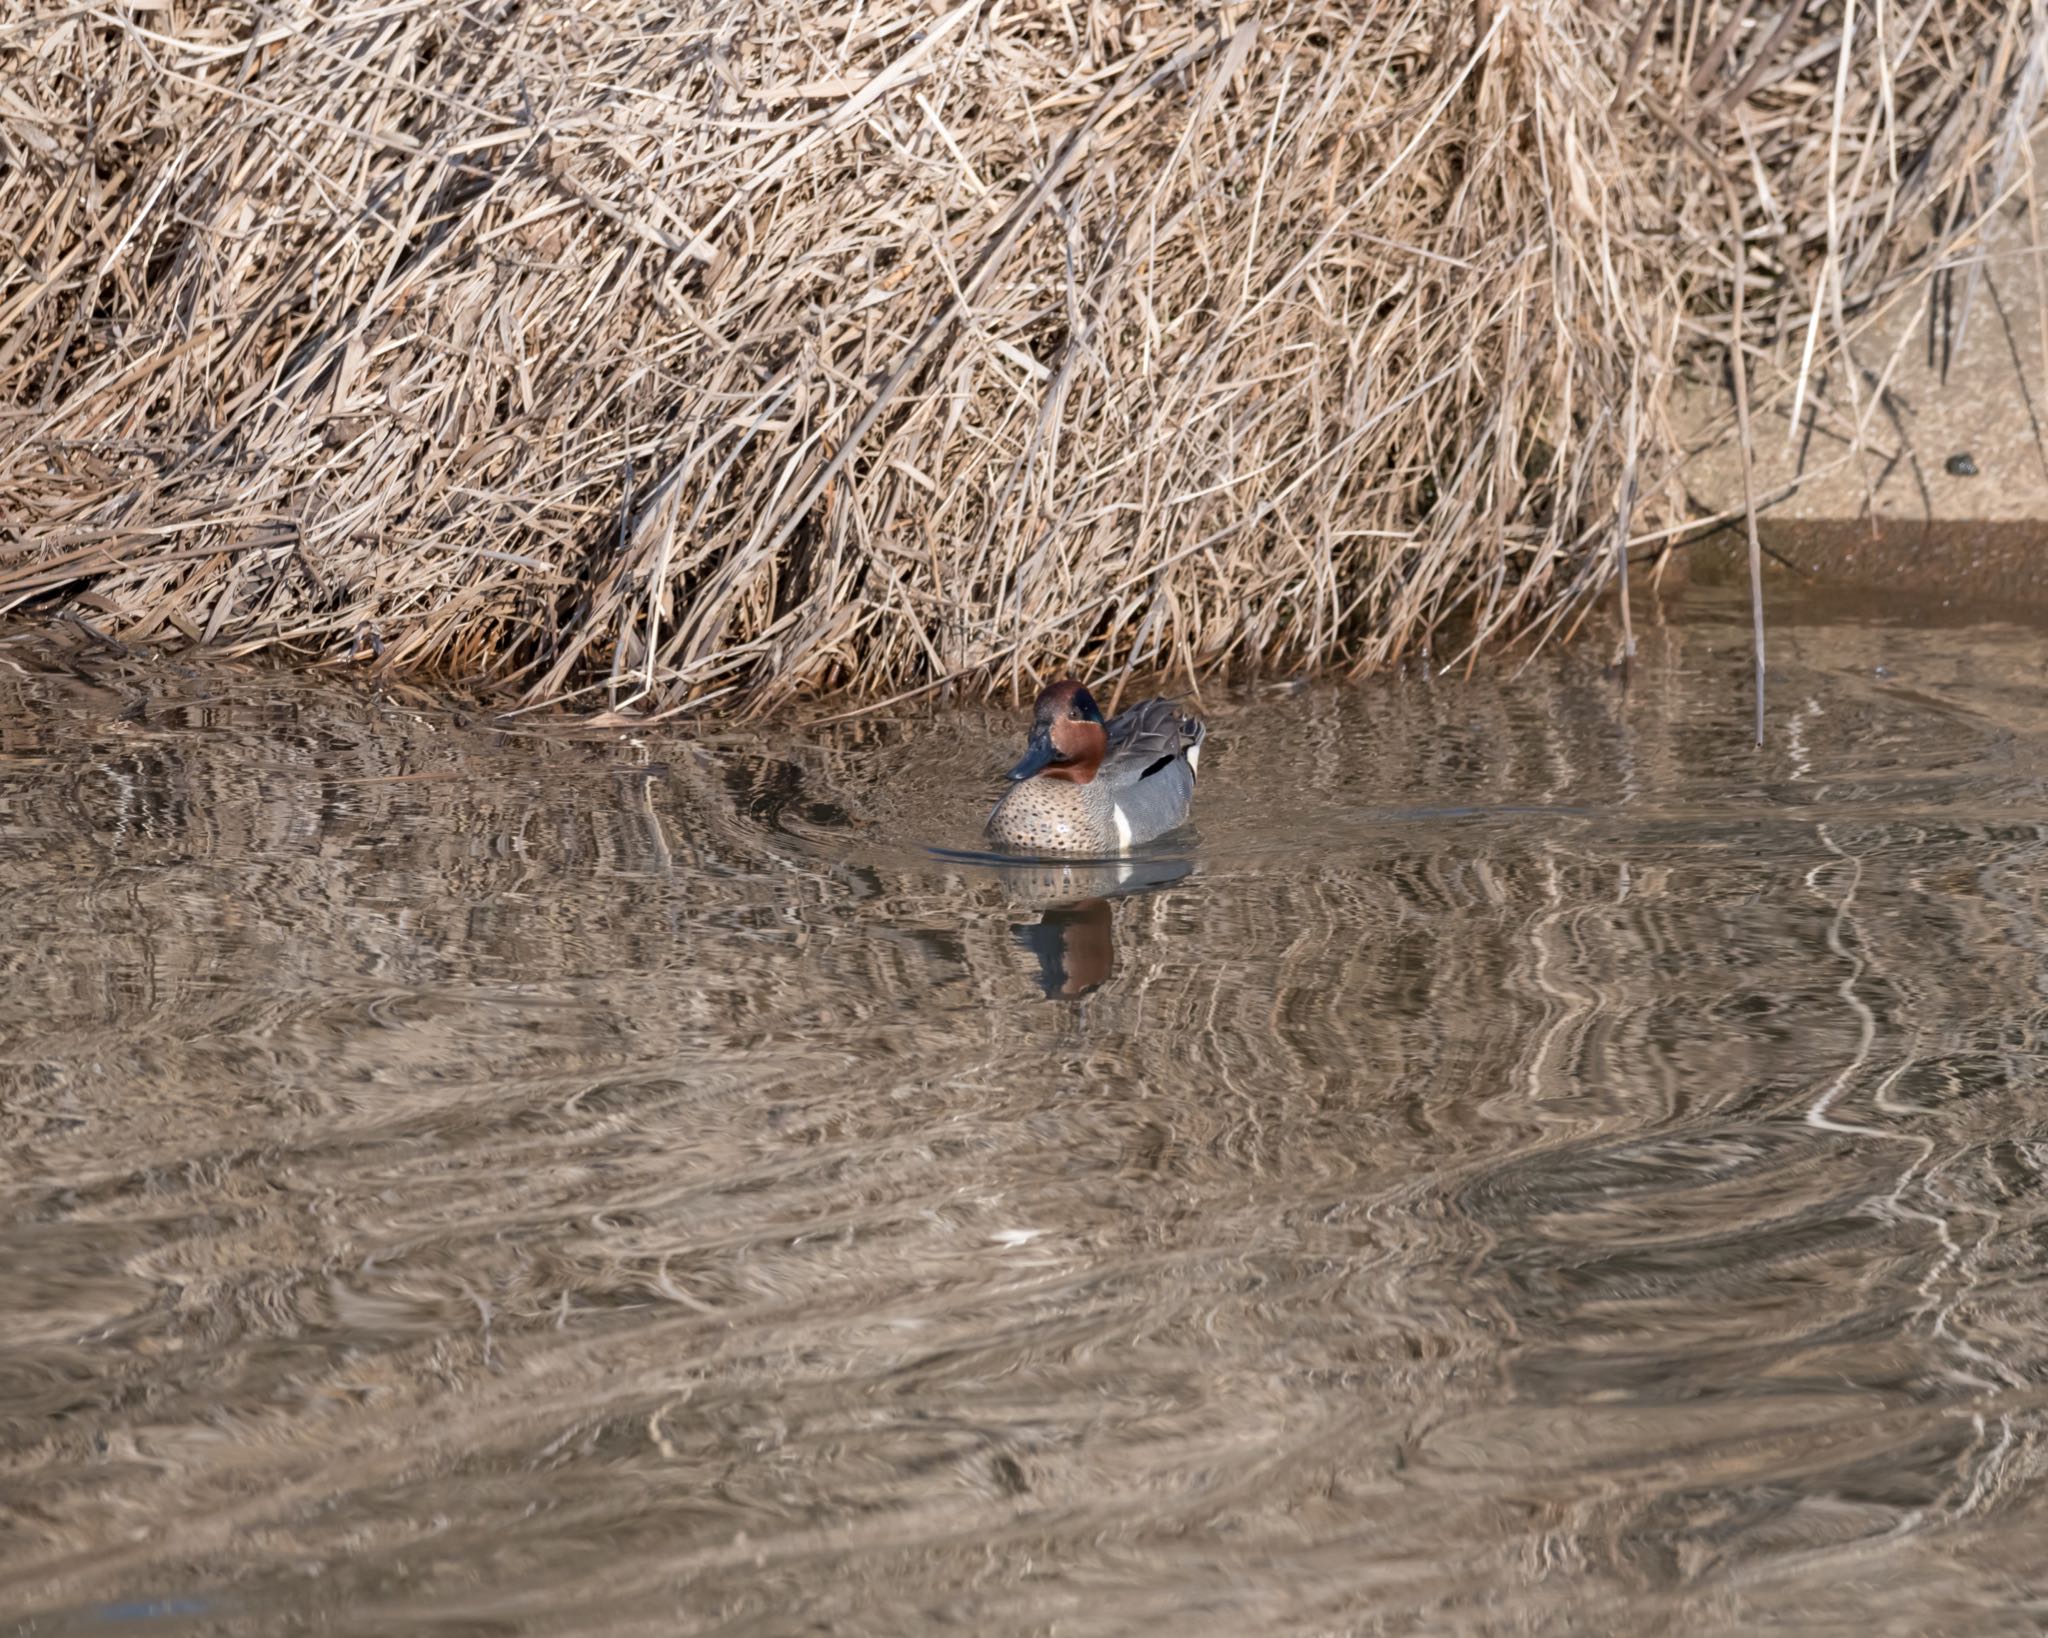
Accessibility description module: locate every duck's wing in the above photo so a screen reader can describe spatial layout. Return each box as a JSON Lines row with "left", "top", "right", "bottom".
{"left": 1099, "top": 698, "right": 1204, "bottom": 789}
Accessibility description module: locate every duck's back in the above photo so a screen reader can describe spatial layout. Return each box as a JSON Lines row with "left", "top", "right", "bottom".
{"left": 1097, "top": 699, "right": 1203, "bottom": 843}
{"left": 1101, "top": 699, "right": 1203, "bottom": 788}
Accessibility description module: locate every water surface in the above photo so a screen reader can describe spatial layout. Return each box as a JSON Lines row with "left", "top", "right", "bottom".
{"left": 4, "top": 596, "right": 2047, "bottom": 1635}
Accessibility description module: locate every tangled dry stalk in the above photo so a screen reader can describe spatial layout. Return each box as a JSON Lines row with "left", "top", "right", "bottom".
{"left": 0, "top": 1, "right": 2036, "bottom": 715}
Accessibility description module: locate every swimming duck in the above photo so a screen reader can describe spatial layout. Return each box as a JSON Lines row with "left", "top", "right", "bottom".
{"left": 984, "top": 681, "right": 1206, "bottom": 854}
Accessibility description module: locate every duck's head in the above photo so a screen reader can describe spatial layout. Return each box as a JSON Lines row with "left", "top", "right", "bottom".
{"left": 1006, "top": 680, "right": 1107, "bottom": 784}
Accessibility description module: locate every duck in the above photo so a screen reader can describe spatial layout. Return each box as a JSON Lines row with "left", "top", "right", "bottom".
{"left": 984, "top": 680, "right": 1206, "bottom": 854}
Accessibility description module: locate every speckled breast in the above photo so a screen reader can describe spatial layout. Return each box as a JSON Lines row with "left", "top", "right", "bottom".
{"left": 984, "top": 782, "right": 1118, "bottom": 855}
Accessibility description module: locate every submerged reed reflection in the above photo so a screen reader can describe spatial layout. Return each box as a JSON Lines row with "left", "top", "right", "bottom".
{"left": 1, "top": 599, "right": 2046, "bottom": 1636}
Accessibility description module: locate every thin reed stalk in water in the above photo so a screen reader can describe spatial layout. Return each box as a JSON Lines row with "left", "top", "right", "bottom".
{"left": 1648, "top": 95, "right": 1769, "bottom": 743}
{"left": 1613, "top": 368, "right": 1641, "bottom": 673}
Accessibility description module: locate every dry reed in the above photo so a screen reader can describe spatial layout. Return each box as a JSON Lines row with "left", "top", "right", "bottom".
{"left": 0, "top": 1, "right": 2034, "bottom": 714}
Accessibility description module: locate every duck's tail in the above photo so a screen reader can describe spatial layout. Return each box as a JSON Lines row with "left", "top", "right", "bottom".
{"left": 1181, "top": 711, "right": 1206, "bottom": 778}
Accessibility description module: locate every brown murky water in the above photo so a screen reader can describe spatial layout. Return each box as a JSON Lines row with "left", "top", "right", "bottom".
{"left": 4, "top": 594, "right": 2048, "bottom": 1636}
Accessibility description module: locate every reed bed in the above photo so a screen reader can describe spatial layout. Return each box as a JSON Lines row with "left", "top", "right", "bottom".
{"left": 0, "top": 1, "right": 2034, "bottom": 714}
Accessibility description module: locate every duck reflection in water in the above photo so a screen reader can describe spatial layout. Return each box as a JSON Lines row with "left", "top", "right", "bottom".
{"left": 998, "top": 855, "right": 1195, "bottom": 1000}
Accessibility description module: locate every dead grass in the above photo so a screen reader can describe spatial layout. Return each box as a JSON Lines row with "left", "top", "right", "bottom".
{"left": 0, "top": 1, "right": 2033, "bottom": 714}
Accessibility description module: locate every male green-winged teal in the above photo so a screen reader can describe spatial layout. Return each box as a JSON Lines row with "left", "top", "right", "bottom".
{"left": 984, "top": 681, "right": 1206, "bottom": 855}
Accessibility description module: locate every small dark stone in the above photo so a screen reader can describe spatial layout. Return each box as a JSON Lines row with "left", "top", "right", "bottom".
{"left": 1945, "top": 452, "right": 1979, "bottom": 477}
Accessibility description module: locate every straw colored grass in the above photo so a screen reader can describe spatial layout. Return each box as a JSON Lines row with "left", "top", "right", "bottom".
{"left": 0, "top": 1, "right": 2033, "bottom": 714}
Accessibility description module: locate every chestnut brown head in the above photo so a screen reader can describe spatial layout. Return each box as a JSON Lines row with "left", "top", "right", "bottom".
{"left": 1006, "top": 680, "right": 1108, "bottom": 784}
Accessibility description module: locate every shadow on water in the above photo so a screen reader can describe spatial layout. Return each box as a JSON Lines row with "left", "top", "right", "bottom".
{"left": 2, "top": 589, "right": 2048, "bottom": 1636}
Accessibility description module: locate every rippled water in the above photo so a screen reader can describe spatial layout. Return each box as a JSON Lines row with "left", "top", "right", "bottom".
{"left": 4, "top": 595, "right": 2047, "bottom": 1636}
